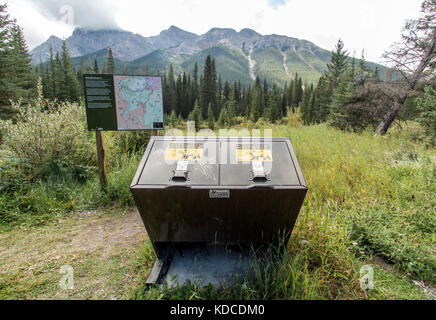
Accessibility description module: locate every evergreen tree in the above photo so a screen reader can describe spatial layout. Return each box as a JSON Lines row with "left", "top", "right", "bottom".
{"left": 250, "top": 87, "right": 262, "bottom": 122}
{"left": 49, "top": 47, "right": 58, "bottom": 98}
{"left": 226, "top": 90, "right": 237, "bottom": 126}
{"left": 60, "top": 41, "right": 80, "bottom": 102}
{"left": 188, "top": 100, "right": 202, "bottom": 129}
{"left": 207, "top": 103, "right": 215, "bottom": 129}
{"left": 217, "top": 107, "right": 228, "bottom": 127}
{"left": 8, "top": 23, "right": 37, "bottom": 103}
{"left": 328, "top": 65, "right": 357, "bottom": 130}
{"left": 200, "top": 54, "right": 217, "bottom": 117}
{"left": 84, "top": 59, "right": 93, "bottom": 74}
{"left": 265, "top": 84, "right": 282, "bottom": 122}
{"left": 93, "top": 59, "right": 99, "bottom": 73}
{"left": 301, "top": 84, "right": 313, "bottom": 124}
{"left": 107, "top": 48, "right": 115, "bottom": 74}
{"left": 216, "top": 74, "right": 222, "bottom": 113}
{"left": 192, "top": 62, "right": 199, "bottom": 104}
{"left": 53, "top": 52, "right": 63, "bottom": 100}
{"left": 373, "top": 66, "right": 380, "bottom": 79}
{"left": 357, "top": 49, "right": 370, "bottom": 82}
{"left": 326, "top": 39, "right": 348, "bottom": 89}
{"left": 0, "top": 3, "right": 13, "bottom": 107}
{"left": 169, "top": 109, "right": 177, "bottom": 127}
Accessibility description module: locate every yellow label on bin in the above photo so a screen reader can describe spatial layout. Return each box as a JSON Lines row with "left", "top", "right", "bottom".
{"left": 237, "top": 149, "right": 273, "bottom": 162}
{"left": 166, "top": 148, "right": 204, "bottom": 161}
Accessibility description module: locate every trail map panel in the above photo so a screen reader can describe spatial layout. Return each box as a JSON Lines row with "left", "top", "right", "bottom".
{"left": 83, "top": 74, "right": 117, "bottom": 131}
{"left": 114, "top": 76, "right": 164, "bottom": 130}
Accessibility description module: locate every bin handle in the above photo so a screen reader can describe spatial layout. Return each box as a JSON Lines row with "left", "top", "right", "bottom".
{"left": 171, "top": 170, "right": 189, "bottom": 182}
{"left": 249, "top": 171, "right": 270, "bottom": 182}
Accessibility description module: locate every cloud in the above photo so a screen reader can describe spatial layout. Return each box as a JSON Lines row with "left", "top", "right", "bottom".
{"left": 1, "top": 0, "right": 424, "bottom": 63}
{"left": 267, "top": 0, "right": 287, "bottom": 9}
{"left": 25, "top": 0, "right": 120, "bottom": 30}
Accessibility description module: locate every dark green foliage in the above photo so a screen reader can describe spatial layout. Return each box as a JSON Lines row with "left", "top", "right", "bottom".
{"left": 60, "top": 41, "right": 80, "bottom": 102}
{"left": 107, "top": 48, "right": 115, "bottom": 74}
{"left": 187, "top": 101, "right": 202, "bottom": 129}
{"left": 0, "top": 4, "right": 37, "bottom": 113}
{"left": 326, "top": 39, "right": 348, "bottom": 89}
{"left": 207, "top": 103, "right": 215, "bottom": 129}
{"left": 200, "top": 54, "right": 217, "bottom": 117}
{"left": 40, "top": 41, "right": 81, "bottom": 102}
{"left": 415, "top": 86, "right": 436, "bottom": 145}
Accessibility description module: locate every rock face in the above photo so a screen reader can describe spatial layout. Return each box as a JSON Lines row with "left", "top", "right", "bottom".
{"left": 31, "top": 26, "right": 386, "bottom": 86}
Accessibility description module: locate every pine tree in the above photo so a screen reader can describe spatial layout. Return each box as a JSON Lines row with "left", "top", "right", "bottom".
{"left": 77, "top": 59, "right": 84, "bottom": 92}
{"left": 326, "top": 39, "right": 348, "bottom": 89}
{"left": 265, "top": 83, "right": 282, "bottom": 122}
{"left": 217, "top": 107, "right": 228, "bottom": 127}
{"left": 54, "top": 52, "right": 63, "bottom": 99}
{"left": 84, "top": 59, "right": 93, "bottom": 74}
{"left": 192, "top": 62, "right": 199, "bottom": 104}
{"left": 169, "top": 109, "right": 177, "bottom": 127}
{"left": 250, "top": 87, "right": 262, "bottom": 122}
{"left": 373, "top": 66, "right": 380, "bottom": 79}
{"left": 301, "top": 84, "right": 313, "bottom": 124}
{"left": 42, "top": 63, "right": 51, "bottom": 99}
{"left": 107, "top": 48, "right": 115, "bottom": 74}
{"left": 8, "top": 23, "right": 37, "bottom": 103}
{"left": 200, "top": 54, "right": 217, "bottom": 117}
{"left": 60, "top": 41, "right": 80, "bottom": 102}
{"left": 357, "top": 49, "right": 370, "bottom": 82}
{"left": 49, "top": 47, "right": 57, "bottom": 98}
{"left": 226, "top": 90, "right": 237, "bottom": 126}
{"left": 328, "top": 65, "right": 356, "bottom": 130}
{"left": 188, "top": 100, "right": 202, "bottom": 129}
{"left": 207, "top": 103, "right": 215, "bottom": 129}
{"left": 0, "top": 3, "right": 13, "bottom": 107}
{"left": 93, "top": 59, "right": 99, "bottom": 73}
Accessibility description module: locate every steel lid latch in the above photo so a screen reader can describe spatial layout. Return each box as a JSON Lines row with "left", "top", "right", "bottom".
{"left": 171, "top": 160, "right": 190, "bottom": 182}
{"left": 249, "top": 161, "right": 270, "bottom": 182}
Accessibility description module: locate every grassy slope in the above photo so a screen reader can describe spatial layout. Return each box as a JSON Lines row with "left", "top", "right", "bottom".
{"left": 284, "top": 50, "right": 322, "bottom": 84}
{"left": 0, "top": 123, "right": 434, "bottom": 300}
{"left": 252, "top": 47, "right": 290, "bottom": 86}
{"left": 181, "top": 46, "right": 253, "bottom": 85}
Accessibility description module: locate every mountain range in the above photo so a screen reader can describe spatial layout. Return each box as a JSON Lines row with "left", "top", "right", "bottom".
{"left": 31, "top": 26, "right": 387, "bottom": 86}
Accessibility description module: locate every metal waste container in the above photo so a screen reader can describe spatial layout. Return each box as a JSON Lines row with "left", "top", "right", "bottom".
{"left": 131, "top": 136, "right": 307, "bottom": 260}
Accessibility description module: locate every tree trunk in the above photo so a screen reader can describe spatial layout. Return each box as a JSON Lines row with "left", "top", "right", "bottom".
{"left": 375, "top": 101, "right": 403, "bottom": 135}
{"left": 375, "top": 29, "right": 436, "bottom": 135}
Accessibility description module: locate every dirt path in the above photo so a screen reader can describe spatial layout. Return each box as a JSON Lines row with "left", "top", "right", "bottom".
{"left": 0, "top": 209, "right": 152, "bottom": 300}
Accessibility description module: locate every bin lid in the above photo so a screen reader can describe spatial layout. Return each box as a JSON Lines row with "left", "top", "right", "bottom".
{"left": 134, "top": 137, "right": 306, "bottom": 188}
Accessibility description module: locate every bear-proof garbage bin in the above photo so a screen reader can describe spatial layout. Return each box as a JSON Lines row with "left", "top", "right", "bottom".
{"left": 130, "top": 136, "right": 307, "bottom": 286}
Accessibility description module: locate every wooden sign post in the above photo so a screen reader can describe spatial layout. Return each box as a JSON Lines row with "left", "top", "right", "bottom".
{"left": 95, "top": 130, "right": 107, "bottom": 190}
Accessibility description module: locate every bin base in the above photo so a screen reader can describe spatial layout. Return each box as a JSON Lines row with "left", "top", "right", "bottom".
{"left": 146, "top": 244, "right": 250, "bottom": 288}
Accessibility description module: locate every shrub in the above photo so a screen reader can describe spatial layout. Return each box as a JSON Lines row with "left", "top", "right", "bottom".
{"left": 113, "top": 131, "right": 151, "bottom": 155}
{"left": 0, "top": 150, "right": 29, "bottom": 193}
{"left": 0, "top": 97, "right": 95, "bottom": 182}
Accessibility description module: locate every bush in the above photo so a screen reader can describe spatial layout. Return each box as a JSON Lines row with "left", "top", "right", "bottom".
{"left": 113, "top": 131, "right": 151, "bottom": 155}
{"left": 0, "top": 150, "right": 29, "bottom": 193}
{"left": 0, "top": 98, "right": 95, "bottom": 183}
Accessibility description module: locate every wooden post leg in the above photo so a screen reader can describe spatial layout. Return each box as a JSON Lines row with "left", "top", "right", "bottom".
{"left": 153, "top": 130, "right": 158, "bottom": 137}
{"left": 95, "top": 130, "right": 107, "bottom": 191}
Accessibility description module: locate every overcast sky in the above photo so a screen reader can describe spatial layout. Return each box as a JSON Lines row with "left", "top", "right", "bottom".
{"left": 1, "top": 0, "right": 423, "bottom": 63}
